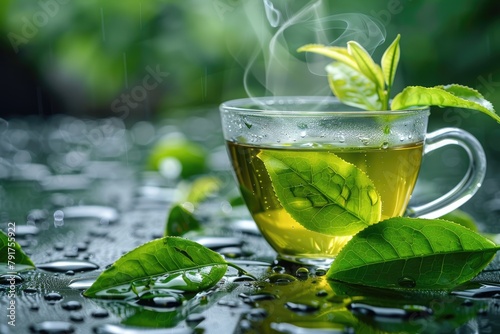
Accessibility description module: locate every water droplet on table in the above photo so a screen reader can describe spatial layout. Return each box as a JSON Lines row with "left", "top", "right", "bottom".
{"left": 246, "top": 308, "right": 268, "bottom": 321}
{"left": 270, "top": 322, "right": 338, "bottom": 333}
{"left": 13, "top": 224, "right": 40, "bottom": 237}
{"left": 0, "top": 274, "right": 23, "bottom": 285}
{"left": 267, "top": 273, "right": 297, "bottom": 284}
{"left": 61, "top": 205, "right": 119, "bottom": 225}
{"left": 93, "top": 323, "right": 192, "bottom": 333}
{"left": 69, "top": 313, "right": 85, "bottom": 322}
{"left": 239, "top": 292, "right": 278, "bottom": 304}
{"left": 29, "top": 321, "right": 74, "bottom": 334}
{"left": 38, "top": 260, "right": 99, "bottom": 273}
{"left": 285, "top": 301, "right": 319, "bottom": 313}
{"left": 90, "top": 309, "right": 109, "bottom": 318}
{"left": 136, "top": 290, "right": 184, "bottom": 309}
{"left": 44, "top": 292, "right": 63, "bottom": 302}
{"left": 349, "top": 302, "right": 432, "bottom": 319}
{"left": 62, "top": 301, "right": 83, "bottom": 311}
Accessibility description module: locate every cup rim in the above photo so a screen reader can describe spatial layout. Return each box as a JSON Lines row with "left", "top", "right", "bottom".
{"left": 220, "top": 96, "right": 430, "bottom": 116}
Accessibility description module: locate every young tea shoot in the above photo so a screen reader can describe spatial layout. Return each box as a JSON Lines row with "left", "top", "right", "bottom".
{"left": 298, "top": 34, "right": 500, "bottom": 122}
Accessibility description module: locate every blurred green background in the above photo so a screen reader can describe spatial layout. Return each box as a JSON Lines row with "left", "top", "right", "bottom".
{"left": 0, "top": 0, "right": 499, "bottom": 132}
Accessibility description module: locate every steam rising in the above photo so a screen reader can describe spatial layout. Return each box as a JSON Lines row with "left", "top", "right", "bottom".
{"left": 228, "top": 0, "right": 386, "bottom": 100}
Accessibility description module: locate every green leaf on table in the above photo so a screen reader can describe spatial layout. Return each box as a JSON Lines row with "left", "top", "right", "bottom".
{"left": 1, "top": 230, "right": 35, "bottom": 273}
{"left": 381, "top": 34, "right": 400, "bottom": 92}
{"left": 257, "top": 150, "right": 381, "bottom": 236}
{"left": 326, "top": 62, "right": 383, "bottom": 110}
{"left": 328, "top": 217, "right": 500, "bottom": 289}
{"left": 391, "top": 85, "right": 500, "bottom": 123}
{"left": 84, "top": 237, "right": 249, "bottom": 298}
{"left": 165, "top": 204, "right": 201, "bottom": 236}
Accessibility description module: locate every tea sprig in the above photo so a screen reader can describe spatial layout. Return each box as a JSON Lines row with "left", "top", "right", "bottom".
{"left": 298, "top": 35, "right": 500, "bottom": 123}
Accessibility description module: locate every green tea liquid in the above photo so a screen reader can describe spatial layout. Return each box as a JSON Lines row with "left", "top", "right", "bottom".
{"left": 227, "top": 141, "right": 424, "bottom": 262}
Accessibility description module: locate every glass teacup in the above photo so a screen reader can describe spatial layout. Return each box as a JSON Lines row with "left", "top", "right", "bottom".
{"left": 220, "top": 96, "right": 486, "bottom": 265}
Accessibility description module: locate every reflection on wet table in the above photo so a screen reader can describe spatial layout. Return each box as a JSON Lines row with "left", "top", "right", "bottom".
{"left": 1, "top": 114, "right": 500, "bottom": 334}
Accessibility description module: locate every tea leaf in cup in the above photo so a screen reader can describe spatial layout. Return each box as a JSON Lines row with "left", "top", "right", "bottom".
{"left": 258, "top": 150, "right": 381, "bottom": 236}
{"left": 327, "top": 217, "right": 500, "bottom": 290}
{"left": 84, "top": 237, "right": 252, "bottom": 298}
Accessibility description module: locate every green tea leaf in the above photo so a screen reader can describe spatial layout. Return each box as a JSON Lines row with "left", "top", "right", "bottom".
{"left": 257, "top": 150, "right": 381, "bottom": 236}
{"left": 84, "top": 237, "right": 231, "bottom": 298}
{"left": 165, "top": 204, "right": 201, "bottom": 236}
{"left": 381, "top": 34, "right": 400, "bottom": 95}
{"left": 328, "top": 217, "right": 500, "bottom": 289}
{"left": 347, "top": 41, "right": 385, "bottom": 92}
{"left": 391, "top": 85, "right": 500, "bottom": 123}
{"left": 297, "top": 44, "right": 359, "bottom": 71}
{"left": 326, "top": 62, "right": 383, "bottom": 110}
{"left": 1, "top": 229, "right": 35, "bottom": 273}
{"left": 440, "top": 84, "right": 496, "bottom": 112}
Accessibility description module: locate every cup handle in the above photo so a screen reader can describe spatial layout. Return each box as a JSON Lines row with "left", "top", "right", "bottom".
{"left": 405, "top": 127, "right": 486, "bottom": 219}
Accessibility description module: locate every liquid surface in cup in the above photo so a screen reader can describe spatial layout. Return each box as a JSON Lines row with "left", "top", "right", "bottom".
{"left": 227, "top": 141, "right": 424, "bottom": 262}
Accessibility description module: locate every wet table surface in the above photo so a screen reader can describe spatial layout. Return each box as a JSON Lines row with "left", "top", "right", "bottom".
{"left": 1, "top": 114, "right": 500, "bottom": 334}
